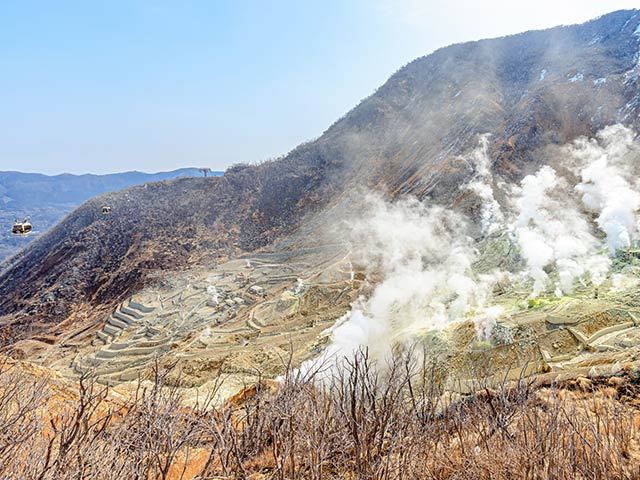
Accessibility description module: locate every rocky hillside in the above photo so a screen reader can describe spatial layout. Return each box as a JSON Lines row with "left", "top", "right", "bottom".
{"left": 321, "top": 9, "right": 640, "bottom": 199}
{"left": 0, "top": 158, "right": 328, "bottom": 349}
{"left": 2, "top": 9, "right": 640, "bottom": 350}
{"left": 0, "top": 168, "right": 221, "bottom": 262}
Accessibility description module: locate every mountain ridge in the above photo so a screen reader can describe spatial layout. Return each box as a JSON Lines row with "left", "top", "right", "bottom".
{"left": 0, "top": 167, "right": 222, "bottom": 263}
{"left": 0, "top": 167, "right": 222, "bottom": 208}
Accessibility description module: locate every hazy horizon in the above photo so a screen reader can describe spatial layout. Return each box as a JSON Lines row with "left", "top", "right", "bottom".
{"left": 2, "top": 0, "right": 638, "bottom": 175}
{"left": 0, "top": 166, "right": 220, "bottom": 177}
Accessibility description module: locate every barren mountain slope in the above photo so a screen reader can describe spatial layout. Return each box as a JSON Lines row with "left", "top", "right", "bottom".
{"left": 0, "top": 168, "right": 218, "bottom": 262}
{"left": 0, "top": 159, "right": 328, "bottom": 350}
{"left": 2, "top": 9, "right": 640, "bottom": 361}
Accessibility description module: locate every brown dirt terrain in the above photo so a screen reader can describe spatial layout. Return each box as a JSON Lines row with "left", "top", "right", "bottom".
{"left": 1, "top": 350, "right": 639, "bottom": 479}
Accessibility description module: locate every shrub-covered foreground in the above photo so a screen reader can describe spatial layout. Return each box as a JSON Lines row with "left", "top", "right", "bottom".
{"left": 0, "top": 352, "right": 639, "bottom": 479}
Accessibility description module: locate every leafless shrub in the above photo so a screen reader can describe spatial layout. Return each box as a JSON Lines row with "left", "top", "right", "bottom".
{"left": 0, "top": 350, "right": 638, "bottom": 479}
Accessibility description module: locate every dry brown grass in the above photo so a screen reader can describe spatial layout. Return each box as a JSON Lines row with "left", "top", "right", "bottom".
{"left": 0, "top": 351, "right": 639, "bottom": 479}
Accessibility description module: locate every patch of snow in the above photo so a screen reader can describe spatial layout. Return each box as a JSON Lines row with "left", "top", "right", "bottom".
{"left": 539, "top": 69, "right": 547, "bottom": 81}
{"left": 589, "top": 36, "right": 601, "bottom": 46}
{"left": 569, "top": 73, "right": 584, "bottom": 83}
{"left": 622, "top": 13, "right": 637, "bottom": 31}
{"left": 624, "top": 50, "right": 640, "bottom": 84}
{"left": 454, "top": 90, "right": 462, "bottom": 98}
{"left": 593, "top": 77, "right": 607, "bottom": 86}
{"left": 635, "top": 23, "right": 640, "bottom": 38}
{"left": 619, "top": 95, "right": 640, "bottom": 121}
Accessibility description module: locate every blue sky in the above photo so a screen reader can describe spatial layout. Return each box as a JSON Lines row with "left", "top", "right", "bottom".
{"left": 1, "top": 0, "right": 638, "bottom": 174}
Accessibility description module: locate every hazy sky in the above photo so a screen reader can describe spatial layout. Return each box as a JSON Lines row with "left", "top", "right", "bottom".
{"left": 1, "top": 0, "right": 638, "bottom": 175}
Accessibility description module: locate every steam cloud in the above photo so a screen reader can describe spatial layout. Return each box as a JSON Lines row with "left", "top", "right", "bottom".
{"left": 510, "top": 125, "right": 640, "bottom": 295}
{"left": 510, "top": 165, "right": 609, "bottom": 296}
{"left": 572, "top": 125, "right": 640, "bottom": 253}
{"left": 304, "top": 125, "right": 640, "bottom": 374}
{"left": 300, "top": 193, "right": 504, "bottom": 376}
{"left": 463, "top": 134, "right": 504, "bottom": 235}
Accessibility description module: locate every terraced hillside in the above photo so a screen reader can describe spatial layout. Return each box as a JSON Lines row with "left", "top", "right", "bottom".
{"left": 19, "top": 229, "right": 640, "bottom": 399}
{"left": 38, "top": 247, "right": 360, "bottom": 398}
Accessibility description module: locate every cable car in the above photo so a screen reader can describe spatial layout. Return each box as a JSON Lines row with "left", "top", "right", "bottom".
{"left": 102, "top": 206, "right": 111, "bottom": 215}
{"left": 12, "top": 217, "right": 32, "bottom": 235}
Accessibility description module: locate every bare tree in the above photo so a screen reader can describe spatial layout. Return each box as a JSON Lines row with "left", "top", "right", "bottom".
{"left": 0, "top": 348, "right": 638, "bottom": 479}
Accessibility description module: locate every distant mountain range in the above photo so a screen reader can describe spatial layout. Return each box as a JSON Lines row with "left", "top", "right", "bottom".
{"left": 0, "top": 168, "right": 222, "bottom": 262}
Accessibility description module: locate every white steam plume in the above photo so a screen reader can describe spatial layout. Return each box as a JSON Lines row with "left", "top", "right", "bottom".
{"left": 206, "top": 285, "right": 219, "bottom": 304}
{"left": 571, "top": 125, "right": 640, "bottom": 253}
{"left": 300, "top": 125, "right": 640, "bottom": 379}
{"left": 510, "top": 165, "right": 609, "bottom": 297}
{"left": 463, "top": 134, "right": 504, "bottom": 235}
{"left": 300, "top": 193, "right": 504, "bottom": 376}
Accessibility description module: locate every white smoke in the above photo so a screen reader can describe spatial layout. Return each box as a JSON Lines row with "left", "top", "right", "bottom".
{"left": 294, "top": 278, "right": 305, "bottom": 295}
{"left": 301, "top": 125, "right": 640, "bottom": 378}
{"left": 463, "top": 134, "right": 504, "bottom": 235}
{"left": 206, "top": 285, "right": 219, "bottom": 304}
{"left": 300, "top": 193, "right": 503, "bottom": 375}
{"left": 509, "top": 124, "right": 640, "bottom": 295}
{"left": 317, "top": 308, "right": 391, "bottom": 370}
{"left": 571, "top": 125, "right": 640, "bottom": 253}
{"left": 510, "top": 165, "right": 609, "bottom": 296}
{"left": 610, "top": 273, "right": 639, "bottom": 293}
{"left": 473, "top": 305, "right": 505, "bottom": 341}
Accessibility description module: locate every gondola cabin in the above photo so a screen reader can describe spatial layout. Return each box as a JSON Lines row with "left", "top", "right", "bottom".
{"left": 12, "top": 218, "right": 32, "bottom": 235}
